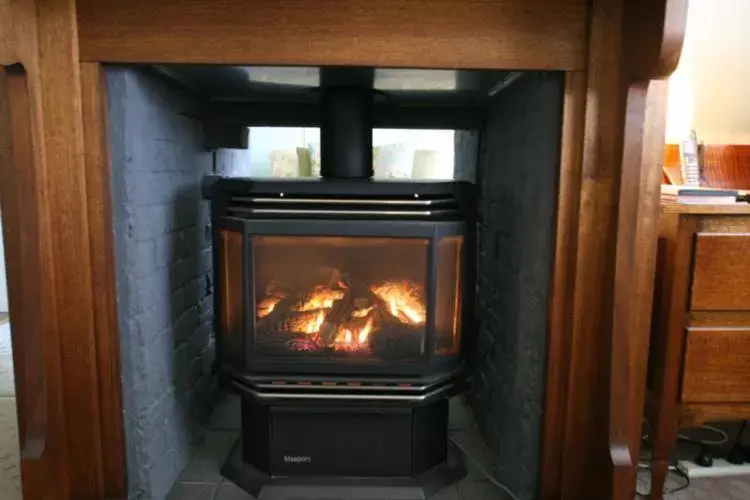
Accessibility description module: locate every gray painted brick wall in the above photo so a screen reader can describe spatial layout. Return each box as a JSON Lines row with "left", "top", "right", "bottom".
{"left": 107, "top": 67, "right": 221, "bottom": 500}
{"left": 466, "top": 72, "right": 563, "bottom": 500}
{"left": 453, "top": 130, "right": 479, "bottom": 182}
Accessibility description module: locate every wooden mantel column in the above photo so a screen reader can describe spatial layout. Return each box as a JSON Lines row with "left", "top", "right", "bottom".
{"left": 1, "top": 0, "right": 111, "bottom": 498}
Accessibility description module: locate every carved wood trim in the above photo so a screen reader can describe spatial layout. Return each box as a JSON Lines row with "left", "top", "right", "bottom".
{"left": 556, "top": 1, "right": 685, "bottom": 498}
{"left": 623, "top": 0, "right": 689, "bottom": 80}
{"left": 1, "top": 0, "right": 109, "bottom": 497}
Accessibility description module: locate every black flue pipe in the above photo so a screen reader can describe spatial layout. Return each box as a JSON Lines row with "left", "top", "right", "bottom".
{"left": 320, "top": 86, "right": 373, "bottom": 179}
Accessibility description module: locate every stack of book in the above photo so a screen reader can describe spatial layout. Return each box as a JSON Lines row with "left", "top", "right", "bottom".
{"left": 661, "top": 186, "right": 739, "bottom": 205}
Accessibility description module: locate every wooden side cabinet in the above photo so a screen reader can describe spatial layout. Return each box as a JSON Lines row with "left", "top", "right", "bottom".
{"left": 648, "top": 203, "right": 750, "bottom": 499}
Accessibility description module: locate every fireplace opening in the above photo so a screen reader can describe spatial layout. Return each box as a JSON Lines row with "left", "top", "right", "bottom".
{"left": 251, "top": 236, "right": 437, "bottom": 358}
{"left": 214, "top": 177, "right": 474, "bottom": 382}
{"left": 107, "top": 65, "right": 561, "bottom": 500}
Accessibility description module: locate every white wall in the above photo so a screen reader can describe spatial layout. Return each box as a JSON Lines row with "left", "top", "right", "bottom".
{"left": 246, "top": 127, "right": 455, "bottom": 178}
{"left": 247, "top": 127, "right": 316, "bottom": 177}
{"left": 373, "top": 129, "right": 455, "bottom": 179}
{"left": 666, "top": 0, "right": 750, "bottom": 144}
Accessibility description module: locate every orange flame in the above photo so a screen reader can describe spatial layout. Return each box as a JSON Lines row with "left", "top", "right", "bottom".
{"left": 351, "top": 306, "right": 374, "bottom": 318}
{"left": 372, "top": 282, "right": 426, "bottom": 324}
{"left": 334, "top": 317, "right": 374, "bottom": 351}
{"left": 358, "top": 317, "right": 374, "bottom": 343}
{"left": 257, "top": 297, "right": 281, "bottom": 318}
{"left": 301, "top": 310, "right": 326, "bottom": 335}
{"left": 296, "top": 285, "right": 345, "bottom": 312}
{"left": 257, "top": 275, "right": 425, "bottom": 353}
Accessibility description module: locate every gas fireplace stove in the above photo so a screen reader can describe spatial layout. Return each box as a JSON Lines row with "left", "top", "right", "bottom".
{"left": 209, "top": 81, "right": 476, "bottom": 499}
{"left": 211, "top": 179, "right": 475, "bottom": 498}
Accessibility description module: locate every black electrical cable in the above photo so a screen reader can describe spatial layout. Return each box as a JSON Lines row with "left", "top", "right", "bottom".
{"left": 736, "top": 420, "right": 747, "bottom": 442}
{"left": 665, "top": 463, "right": 690, "bottom": 495}
{"left": 635, "top": 462, "right": 690, "bottom": 497}
{"left": 727, "top": 420, "right": 748, "bottom": 464}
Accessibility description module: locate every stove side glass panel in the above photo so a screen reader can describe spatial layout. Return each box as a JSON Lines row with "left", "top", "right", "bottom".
{"left": 218, "top": 229, "right": 245, "bottom": 367}
{"left": 435, "top": 236, "right": 463, "bottom": 356}
{"left": 252, "top": 236, "right": 428, "bottom": 362}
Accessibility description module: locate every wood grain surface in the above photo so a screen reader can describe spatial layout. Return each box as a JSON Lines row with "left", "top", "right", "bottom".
{"left": 622, "top": 0, "right": 688, "bottom": 80}
{"left": 539, "top": 70, "right": 586, "bottom": 500}
{"left": 664, "top": 143, "right": 750, "bottom": 190}
{"left": 610, "top": 80, "right": 670, "bottom": 500}
{"left": 561, "top": 0, "right": 628, "bottom": 495}
{"left": 661, "top": 203, "right": 750, "bottom": 215}
{"left": 34, "top": 0, "right": 105, "bottom": 494}
{"left": 689, "top": 311, "right": 750, "bottom": 327}
{"left": 680, "top": 403, "right": 750, "bottom": 428}
{"left": 691, "top": 233, "right": 750, "bottom": 311}
{"left": 682, "top": 329, "right": 750, "bottom": 403}
{"left": 701, "top": 146, "right": 750, "bottom": 190}
{"left": 1, "top": 64, "right": 68, "bottom": 500}
{"left": 80, "top": 62, "right": 127, "bottom": 498}
{"left": 0, "top": 0, "right": 689, "bottom": 499}
{"left": 1, "top": 0, "right": 110, "bottom": 497}
{"left": 76, "top": 0, "right": 587, "bottom": 69}
{"left": 648, "top": 214, "right": 699, "bottom": 500}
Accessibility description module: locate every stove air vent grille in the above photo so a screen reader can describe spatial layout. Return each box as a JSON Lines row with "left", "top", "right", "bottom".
{"left": 226, "top": 193, "right": 461, "bottom": 220}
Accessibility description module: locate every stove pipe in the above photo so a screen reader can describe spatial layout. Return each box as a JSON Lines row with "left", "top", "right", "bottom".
{"left": 320, "top": 86, "right": 374, "bottom": 179}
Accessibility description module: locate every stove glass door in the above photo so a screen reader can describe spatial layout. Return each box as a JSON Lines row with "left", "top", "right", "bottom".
{"left": 252, "top": 236, "right": 428, "bottom": 362}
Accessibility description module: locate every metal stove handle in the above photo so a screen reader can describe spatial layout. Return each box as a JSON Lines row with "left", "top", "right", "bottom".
{"left": 229, "top": 207, "right": 458, "bottom": 217}
{"left": 241, "top": 196, "right": 455, "bottom": 207}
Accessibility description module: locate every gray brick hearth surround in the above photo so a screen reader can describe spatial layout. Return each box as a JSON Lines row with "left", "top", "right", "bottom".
{"left": 457, "top": 72, "right": 563, "bottom": 500}
{"left": 107, "top": 67, "right": 248, "bottom": 500}
{"left": 107, "top": 66, "right": 561, "bottom": 500}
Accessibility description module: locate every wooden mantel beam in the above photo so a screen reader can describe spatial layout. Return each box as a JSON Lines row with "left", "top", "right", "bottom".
{"left": 75, "top": 0, "right": 587, "bottom": 70}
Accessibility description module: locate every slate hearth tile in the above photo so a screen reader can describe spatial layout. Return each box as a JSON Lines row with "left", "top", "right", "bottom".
{"left": 165, "top": 482, "right": 217, "bottom": 500}
{"left": 213, "top": 482, "right": 256, "bottom": 499}
{"left": 449, "top": 427, "right": 495, "bottom": 483}
{"left": 177, "top": 431, "right": 239, "bottom": 483}
{"left": 457, "top": 480, "right": 505, "bottom": 500}
{"left": 448, "top": 395, "right": 471, "bottom": 431}
{"left": 210, "top": 395, "right": 241, "bottom": 431}
{"left": 427, "top": 484, "right": 460, "bottom": 500}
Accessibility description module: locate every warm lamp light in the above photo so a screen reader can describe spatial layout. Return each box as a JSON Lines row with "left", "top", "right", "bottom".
{"left": 665, "top": 66, "right": 695, "bottom": 144}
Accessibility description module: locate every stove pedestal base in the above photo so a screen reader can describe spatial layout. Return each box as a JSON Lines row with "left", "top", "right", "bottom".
{"left": 221, "top": 389, "right": 465, "bottom": 499}
{"left": 221, "top": 439, "right": 466, "bottom": 500}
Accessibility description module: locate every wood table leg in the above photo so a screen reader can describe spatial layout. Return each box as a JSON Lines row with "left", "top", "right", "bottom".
{"left": 646, "top": 215, "right": 697, "bottom": 500}
{"left": 649, "top": 457, "right": 669, "bottom": 500}
{"left": 649, "top": 404, "right": 680, "bottom": 500}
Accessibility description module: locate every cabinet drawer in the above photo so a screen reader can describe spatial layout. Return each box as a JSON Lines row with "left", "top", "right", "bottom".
{"left": 690, "top": 233, "right": 750, "bottom": 311}
{"left": 681, "top": 328, "right": 750, "bottom": 403}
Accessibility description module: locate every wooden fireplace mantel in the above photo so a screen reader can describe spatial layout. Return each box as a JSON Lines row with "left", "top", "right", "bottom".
{"left": 0, "top": 1, "right": 687, "bottom": 499}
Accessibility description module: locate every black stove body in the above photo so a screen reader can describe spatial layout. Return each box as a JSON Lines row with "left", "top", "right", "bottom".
{"left": 209, "top": 79, "right": 476, "bottom": 499}
{"left": 211, "top": 179, "right": 474, "bottom": 498}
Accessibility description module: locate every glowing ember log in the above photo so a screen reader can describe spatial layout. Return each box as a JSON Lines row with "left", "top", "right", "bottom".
{"left": 351, "top": 305, "right": 374, "bottom": 318}
{"left": 295, "top": 285, "right": 345, "bottom": 312}
{"left": 333, "top": 317, "right": 374, "bottom": 352}
{"left": 371, "top": 281, "right": 426, "bottom": 324}
{"left": 257, "top": 296, "right": 281, "bottom": 318}
{"left": 256, "top": 280, "right": 291, "bottom": 318}
{"left": 286, "top": 309, "right": 326, "bottom": 334}
{"left": 255, "top": 270, "right": 426, "bottom": 355}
